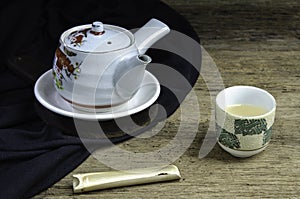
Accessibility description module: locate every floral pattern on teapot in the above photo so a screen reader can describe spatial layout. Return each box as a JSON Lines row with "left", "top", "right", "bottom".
{"left": 68, "top": 27, "right": 106, "bottom": 49}
{"left": 69, "top": 28, "right": 89, "bottom": 47}
{"left": 52, "top": 45, "right": 81, "bottom": 90}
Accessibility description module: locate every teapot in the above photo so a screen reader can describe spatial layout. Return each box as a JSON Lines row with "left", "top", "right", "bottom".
{"left": 52, "top": 18, "right": 170, "bottom": 112}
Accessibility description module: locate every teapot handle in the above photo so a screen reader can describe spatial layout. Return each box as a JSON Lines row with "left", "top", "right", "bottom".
{"left": 134, "top": 18, "right": 170, "bottom": 55}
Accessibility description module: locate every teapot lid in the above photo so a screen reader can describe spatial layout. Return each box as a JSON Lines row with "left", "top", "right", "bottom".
{"left": 62, "top": 21, "right": 134, "bottom": 53}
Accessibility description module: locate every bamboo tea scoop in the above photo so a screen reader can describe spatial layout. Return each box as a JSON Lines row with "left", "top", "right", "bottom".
{"left": 73, "top": 165, "right": 181, "bottom": 193}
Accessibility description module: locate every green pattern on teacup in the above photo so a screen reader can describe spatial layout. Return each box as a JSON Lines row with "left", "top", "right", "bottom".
{"left": 217, "top": 119, "right": 272, "bottom": 150}
{"left": 234, "top": 119, "right": 267, "bottom": 136}
{"left": 263, "top": 127, "right": 272, "bottom": 145}
{"left": 217, "top": 125, "right": 240, "bottom": 149}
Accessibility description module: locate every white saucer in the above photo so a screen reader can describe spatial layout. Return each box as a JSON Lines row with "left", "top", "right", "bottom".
{"left": 34, "top": 70, "right": 160, "bottom": 120}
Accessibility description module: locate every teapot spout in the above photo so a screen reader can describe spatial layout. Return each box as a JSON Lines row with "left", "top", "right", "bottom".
{"left": 114, "top": 54, "right": 152, "bottom": 100}
{"left": 137, "top": 54, "right": 152, "bottom": 66}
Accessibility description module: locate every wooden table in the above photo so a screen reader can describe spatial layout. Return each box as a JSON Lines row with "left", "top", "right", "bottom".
{"left": 34, "top": 0, "right": 300, "bottom": 198}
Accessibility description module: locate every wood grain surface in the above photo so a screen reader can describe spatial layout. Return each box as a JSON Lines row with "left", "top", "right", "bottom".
{"left": 34, "top": 0, "right": 300, "bottom": 198}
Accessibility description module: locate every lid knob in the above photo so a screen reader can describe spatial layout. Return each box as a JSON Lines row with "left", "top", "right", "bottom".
{"left": 92, "top": 21, "right": 104, "bottom": 33}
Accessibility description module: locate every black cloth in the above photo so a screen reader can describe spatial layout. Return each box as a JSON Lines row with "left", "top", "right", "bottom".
{"left": 0, "top": 0, "right": 200, "bottom": 198}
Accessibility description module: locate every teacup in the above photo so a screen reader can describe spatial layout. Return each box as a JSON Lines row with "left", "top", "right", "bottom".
{"left": 215, "top": 86, "right": 276, "bottom": 158}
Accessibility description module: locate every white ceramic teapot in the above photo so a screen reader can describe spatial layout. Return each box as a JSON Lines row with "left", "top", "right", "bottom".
{"left": 52, "top": 18, "right": 169, "bottom": 112}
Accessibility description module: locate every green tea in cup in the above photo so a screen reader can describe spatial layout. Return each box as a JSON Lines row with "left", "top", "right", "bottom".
{"left": 225, "top": 104, "right": 268, "bottom": 117}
